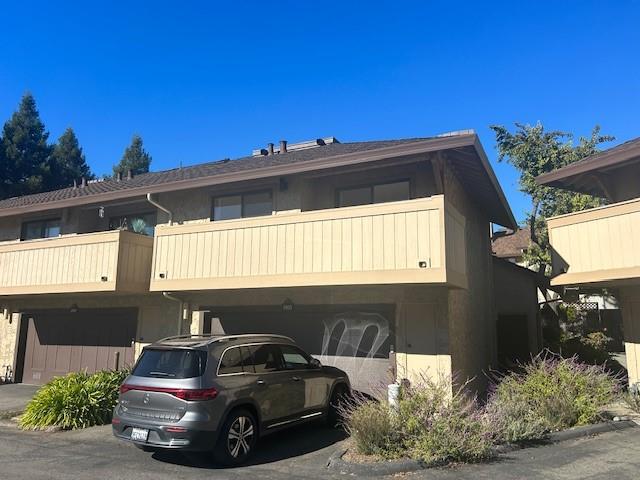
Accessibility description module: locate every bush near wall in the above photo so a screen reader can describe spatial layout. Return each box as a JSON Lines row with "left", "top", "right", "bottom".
{"left": 341, "top": 355, "right": 620, "bottom": 465}
{"left": 19, "top": 369, "right": 128, "bottom": 430}
{"left": 486, "top": 354, "right": 619, "bottom": 443}
{"left": 340, "top": 376, "right": 496, "bottom": 466}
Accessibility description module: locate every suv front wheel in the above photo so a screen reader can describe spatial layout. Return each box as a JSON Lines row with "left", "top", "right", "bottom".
{"left": 214, "top": 408, "right": 258, "bottom": 466}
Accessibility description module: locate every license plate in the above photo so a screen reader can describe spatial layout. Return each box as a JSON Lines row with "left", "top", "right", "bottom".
{"left": 130, "top": 428, "right": 149, "bottom": 442}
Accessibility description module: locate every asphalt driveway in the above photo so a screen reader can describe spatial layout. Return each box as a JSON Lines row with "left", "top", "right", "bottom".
{"left": 0, "top": 421, "right": 638, "bottom": 479}
{"left": 0, "top": 383, "right": 39, "bottom": 417}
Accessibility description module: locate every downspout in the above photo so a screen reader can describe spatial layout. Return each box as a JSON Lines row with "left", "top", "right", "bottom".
{"left": 146, "top": 193, "right": 173, "bottom": 226}
{"left": 162, "top": 292, "right": 183, "bottom": 335}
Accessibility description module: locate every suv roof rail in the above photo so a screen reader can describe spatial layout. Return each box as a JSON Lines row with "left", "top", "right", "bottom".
{"left": 155, "top": 333, "right": 295, "bottom": 345}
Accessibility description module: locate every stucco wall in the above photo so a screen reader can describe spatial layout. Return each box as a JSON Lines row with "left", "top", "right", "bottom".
{"left": 492, "top": 257, "right": 540, "bottom": 356}
{"left": 0, "top": 309, "right": 19, "bottom": 377}
{"left": 443, "top": 164, "right": 496, "bottom": 392}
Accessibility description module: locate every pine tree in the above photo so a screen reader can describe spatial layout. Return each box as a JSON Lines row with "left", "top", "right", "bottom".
{"left": 0, "top": 93, "right": 53, "bottom": 199}
{"left": 113, "top": 134, "right": 152, "bottom": 176}
{"left": 49, "top": 127, "right": 93, "bottom": 189}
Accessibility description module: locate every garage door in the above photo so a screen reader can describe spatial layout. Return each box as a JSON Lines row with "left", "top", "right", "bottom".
{"left": 19, "top": 308, "right": 137, "bottom": 385}
{"left": 203, "top": 305, "right": 395, "bottom": 395}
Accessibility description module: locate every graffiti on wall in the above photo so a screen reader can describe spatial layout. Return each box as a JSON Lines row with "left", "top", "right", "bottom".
{"left": 319, "top": 312, "right": 391, "bottom": 393}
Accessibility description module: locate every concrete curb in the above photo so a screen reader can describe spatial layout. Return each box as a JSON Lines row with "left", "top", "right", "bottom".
{"left": 328, "top": 420, "right": 637, "bottom": 475}
{"left": 327, "top": 448, "right": 426, "bottom": 477}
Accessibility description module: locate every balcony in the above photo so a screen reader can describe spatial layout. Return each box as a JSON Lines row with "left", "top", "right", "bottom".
{"left": 150, "top": 195, "right": 467, "bottom": 291}
{"left": 0, "top": 230, "right": 153, "bottom": 295}
{"left": 548, "top": 197, "right": 640, "bottom": 286}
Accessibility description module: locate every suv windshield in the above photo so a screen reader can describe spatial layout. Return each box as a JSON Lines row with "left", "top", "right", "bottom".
{"left": 133, "top": 348, "right": 207, "bottom": 379}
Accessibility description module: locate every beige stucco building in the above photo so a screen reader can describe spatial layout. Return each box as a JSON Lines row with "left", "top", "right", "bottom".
{"left": 537, "top": 136, "right": 640, "bottom": 389}
{"left": 0, "top": 132, "right": 537, "bottom": 394}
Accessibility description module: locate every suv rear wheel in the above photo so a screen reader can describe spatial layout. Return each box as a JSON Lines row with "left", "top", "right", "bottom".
{"left": 213, "top": 408, "right": 257, "bottom": 466}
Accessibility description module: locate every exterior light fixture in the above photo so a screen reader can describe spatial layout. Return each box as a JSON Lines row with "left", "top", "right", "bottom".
{"left": 282, "top": 298, "right": 294, "bottom": 312}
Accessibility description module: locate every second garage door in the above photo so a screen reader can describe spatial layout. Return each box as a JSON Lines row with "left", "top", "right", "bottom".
{"left": 19, "top": 308, "right": 137, "bottom": 385}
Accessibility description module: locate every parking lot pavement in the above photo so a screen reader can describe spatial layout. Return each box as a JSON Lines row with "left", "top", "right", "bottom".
{"left": 0, "top": 421, "right": 638, "bottom": 479}
{"left": 0, "top": 383, "right": 39, "bottom": 417}
{"left": 0, "top": 421, "right": 349, "bottom": 480}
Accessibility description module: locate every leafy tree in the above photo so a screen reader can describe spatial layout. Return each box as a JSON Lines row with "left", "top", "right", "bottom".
{"left": 0, "top": 93, "right": 53, "bottom": 199}
{"left": 49, "top": 127, "right": 94, "bottom": 189}
{"left": 491, "top": 123, "right": 613, "bottom": 273}
{"left": 113, "top": 134, "right": 152, "bottom": 176}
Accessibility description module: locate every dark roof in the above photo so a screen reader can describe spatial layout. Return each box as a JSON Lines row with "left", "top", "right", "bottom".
{"left": 536, "top": 136, "right": 640, "bottom": 197}
{"left": 491, "top": 226, "right": 532, "bottom": 259}
{"left": 0, "top": 139, "right": 419, "bottom": 210}
{"left": 0, "top": 134, "right": 517, "bottom": 228}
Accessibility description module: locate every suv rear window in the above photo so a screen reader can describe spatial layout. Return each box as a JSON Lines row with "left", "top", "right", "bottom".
{"left": 133, "top": 349, "right": 207, "bottom": 379}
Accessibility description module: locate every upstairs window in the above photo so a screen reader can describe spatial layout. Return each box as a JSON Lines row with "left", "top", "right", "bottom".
{"left": 337, "top": 180, "right": 410, "bottom": 207}
{"left": 212, "top": 190, "right": 272, "bottom": 221}
{"left": 109, "top": 212, "right": 156, "bottom": 236}
{"left": 21, "top": 218, "right": 61, "bottom": 241}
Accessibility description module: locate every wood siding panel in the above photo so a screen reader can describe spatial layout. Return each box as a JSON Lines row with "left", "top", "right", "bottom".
{"left": 548, "top": 198, "right": 640, "bottom": 285}
{"left": 0, "top": 230, "right": 152, "bottom": 295}
{"left": 150, "top": 196, "right": 466, "bottom": 290}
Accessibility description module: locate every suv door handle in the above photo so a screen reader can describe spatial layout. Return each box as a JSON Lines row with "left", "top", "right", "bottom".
{"left": 256, "top": 379, "right": 266, "bottom": 386}
{"left": 291, "top": 376, "right": 302, "bottom": 382}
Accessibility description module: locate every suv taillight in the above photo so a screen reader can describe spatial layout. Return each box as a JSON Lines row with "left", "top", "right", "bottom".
{"left": 119, "top": 384, "right": 218, "bottom": 401}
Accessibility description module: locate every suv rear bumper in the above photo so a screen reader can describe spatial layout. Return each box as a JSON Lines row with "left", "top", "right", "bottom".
{"left": 112, "top": 416, "right": 218, "bottom": 452}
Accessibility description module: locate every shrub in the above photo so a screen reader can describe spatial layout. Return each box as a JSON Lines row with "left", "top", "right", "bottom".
{"left": 340, "top": 376, "right": 495, "bottom": 465}
{"left": 486, "top": 354, "right": 619, "bottom": 443}
{"left": 19, "top": 369, "right": 128, "bottom": 430}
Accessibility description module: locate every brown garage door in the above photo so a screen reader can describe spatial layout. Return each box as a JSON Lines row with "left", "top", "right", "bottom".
{"left": 20, "top": 308, "right": 137, "bottom": 385}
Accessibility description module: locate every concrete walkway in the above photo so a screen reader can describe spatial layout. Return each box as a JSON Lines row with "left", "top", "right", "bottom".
{"left": 0, "top": 384, "right": 39, "bottom": 417}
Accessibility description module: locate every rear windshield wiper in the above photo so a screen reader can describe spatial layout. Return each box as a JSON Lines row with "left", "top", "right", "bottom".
{"left": 148, "top": 371, "right": 175, "bottom": 377}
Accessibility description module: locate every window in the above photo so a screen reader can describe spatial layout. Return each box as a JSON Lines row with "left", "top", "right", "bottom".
{"left": 279, "top": 345, "right": 311, "bottom": 370}
{"left": 109, "top": 212, "right": 156, "bottom": 236}
{"left": 218, "top": 347, "right": 245, "bottom": 375}
{"left": 21, "top": 219, "right": 61, "bottom": 241}
{"left": 243, "top": 344, "right": 283, "bottom": 373}
{"left": 132, "top": 349, "right": 207, "bottom": 379}
{"left": 212, "top": 190, "right": 272, "bottom": 221}
{"left": 337, "top": 180, "right": 410, "bottom": 208}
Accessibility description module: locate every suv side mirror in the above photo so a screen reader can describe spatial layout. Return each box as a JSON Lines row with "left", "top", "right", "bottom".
{"left": 310, "top": 358, "right": 321, "bottom": 369}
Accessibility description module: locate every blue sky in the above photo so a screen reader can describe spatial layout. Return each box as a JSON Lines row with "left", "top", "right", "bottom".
{"left": 1, "top": 1, "right": 639, "bottom": 224}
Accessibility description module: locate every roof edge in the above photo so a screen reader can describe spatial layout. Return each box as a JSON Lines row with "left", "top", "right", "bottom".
{"left": 536, "top": 137, "right": 640, "bottom": 187}
{"left": 0, "top": 135, "right": 477, "bottom": 218}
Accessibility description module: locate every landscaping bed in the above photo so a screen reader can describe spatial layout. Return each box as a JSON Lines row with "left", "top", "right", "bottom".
{"left": 330, "top": 354, "right": 635, "bottom": 473}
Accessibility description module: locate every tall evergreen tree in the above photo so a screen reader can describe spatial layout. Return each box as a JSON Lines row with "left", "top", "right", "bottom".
{"left": 49, "top": 127, "right": 93, "bottom": 188}
{"left": 0, "top": 93, "right": 53, "bottom": 199}
{"left": 491, "top": 123, "right": 613, "bottom": 273}
{"left": 113, "top": 134, "right": 152, "bottom": 176}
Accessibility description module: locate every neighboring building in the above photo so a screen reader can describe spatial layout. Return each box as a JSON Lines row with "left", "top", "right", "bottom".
{"left": 537, "top": 137, "right": 640, "bottom": 389}
{"left": 0, "top": 131, "right": 534, "bottom": 394}
{"left": 491, "top": 226, "right": 533, "bottom": 265}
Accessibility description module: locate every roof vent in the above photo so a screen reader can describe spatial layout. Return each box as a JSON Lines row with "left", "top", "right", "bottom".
{"left": 252, "top": 136, "right": 340, "bottom": 156}
{"left": 436, "top": 129, "right": 475, "bottom": 138}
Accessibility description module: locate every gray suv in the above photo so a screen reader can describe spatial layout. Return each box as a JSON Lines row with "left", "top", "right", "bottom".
{"left": 112, "top": 334, "right": 350, "bottom": 465}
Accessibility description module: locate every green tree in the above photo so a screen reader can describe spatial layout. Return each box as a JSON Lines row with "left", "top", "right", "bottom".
{"left": 49, "top": 127, "right": 94, "bottom": 189}
{"left": 491, "top": 123, "right": 613, "bottom": 273}
{"left": 0, "top": 93, "right": 53, "bottom": 199}
{"left": 113, "top": 134, "right": 152, "bottom": 176}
